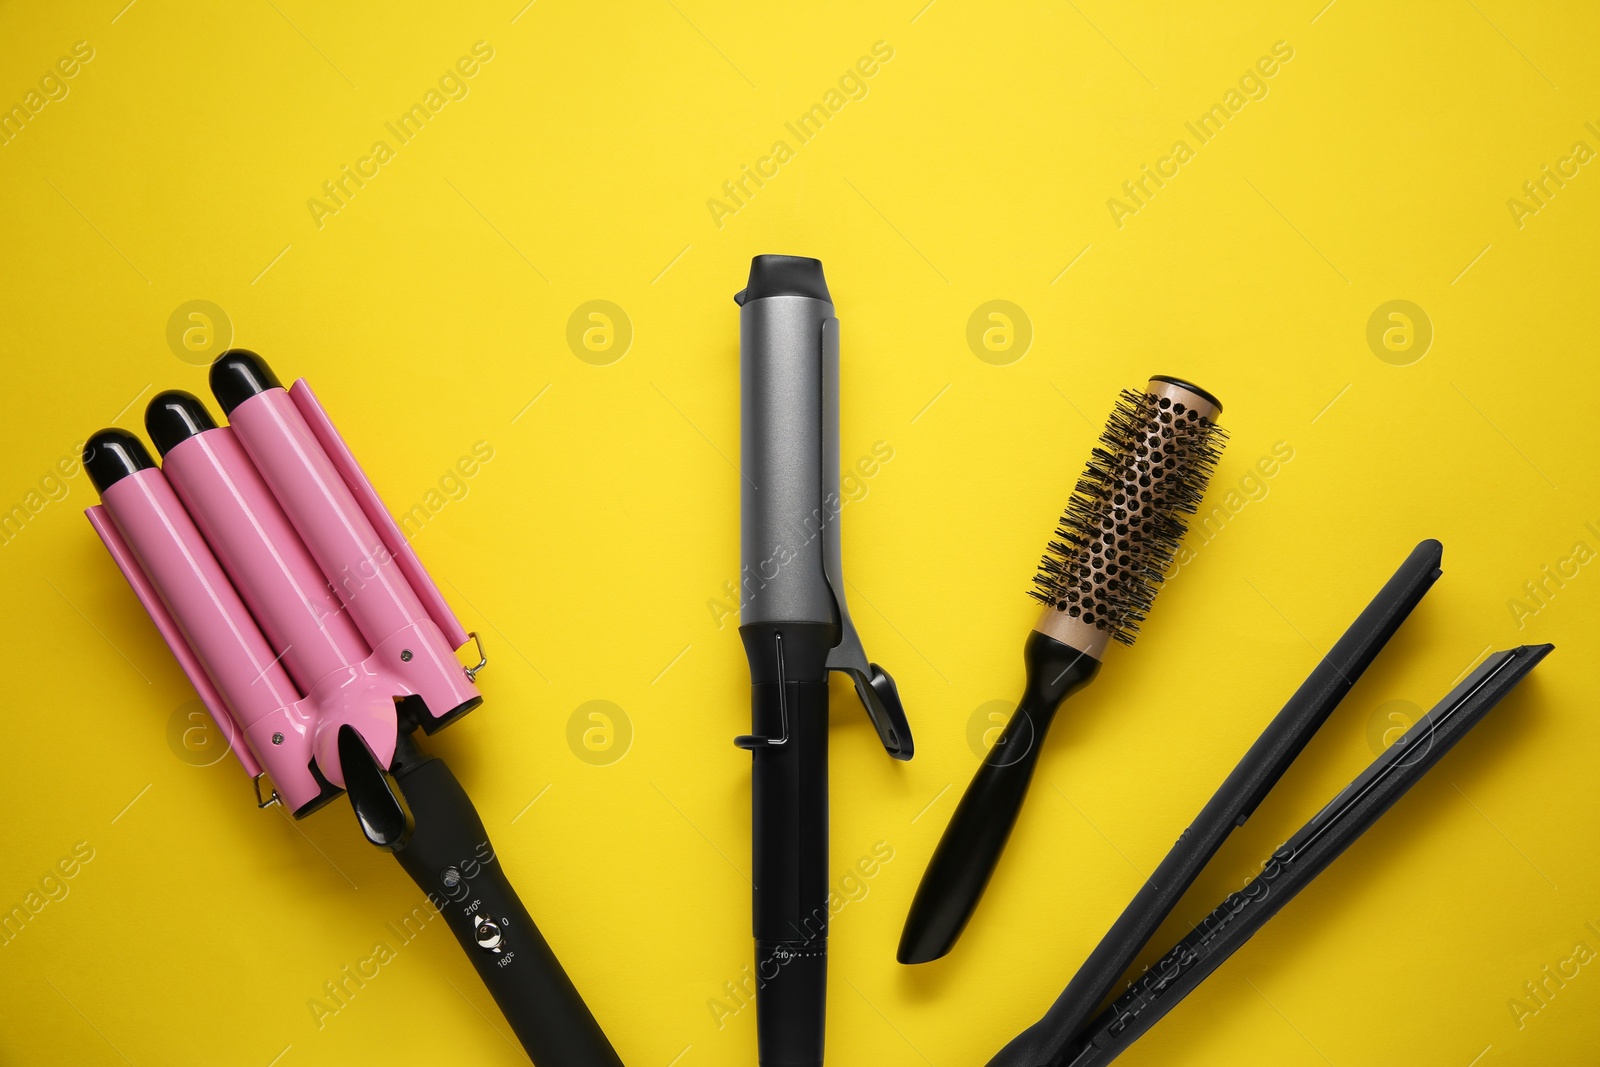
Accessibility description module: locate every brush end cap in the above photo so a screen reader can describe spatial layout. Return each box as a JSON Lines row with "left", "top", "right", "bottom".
{"left": 1150, "top": 374, "right": 1222, "bottom": 415}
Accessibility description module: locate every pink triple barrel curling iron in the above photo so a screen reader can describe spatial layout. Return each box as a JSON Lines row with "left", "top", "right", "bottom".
{"left": 82, "top": 351, "right": 624, "bottom": 1066}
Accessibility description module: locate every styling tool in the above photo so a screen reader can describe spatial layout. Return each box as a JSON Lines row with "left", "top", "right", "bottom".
{"left": 736, "top": 254, "right": 914, "bottom": 1066}
{"left": 988, "top": 541, "right": 1552, "bottom": 1066}
{"left": 898, "top": 378, "right": 1226, "bottom": 965}
{"left": 83, "top": 351, "right": 624, "bottom": 1067}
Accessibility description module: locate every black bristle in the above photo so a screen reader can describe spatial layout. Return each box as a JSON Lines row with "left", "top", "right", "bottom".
{"left": 1029, "top": 387, "right": 1227, "bottom": 645}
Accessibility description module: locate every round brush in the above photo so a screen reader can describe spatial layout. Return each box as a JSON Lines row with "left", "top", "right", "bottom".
{"left": 897, "top": 376, "right": 1226, "bottom": 965}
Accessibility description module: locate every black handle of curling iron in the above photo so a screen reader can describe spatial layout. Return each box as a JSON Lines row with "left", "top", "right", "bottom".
{"left": 340, "top": 729, "right": 624, "bottom": 1066}
{"left": 987, "top": 539, "right": 1443, "bottom": 1066}
{"left": 739, "top": 623, "right": 833, "bottom": 1067}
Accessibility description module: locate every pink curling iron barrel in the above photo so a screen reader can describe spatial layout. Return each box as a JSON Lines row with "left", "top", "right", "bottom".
{"left": 83, "top": 351, "right": 623, "bottom": 1066}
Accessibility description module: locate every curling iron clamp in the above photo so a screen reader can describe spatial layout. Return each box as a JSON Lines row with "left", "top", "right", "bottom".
{"left": 83, "top": 351, "right": 623, "bottom": 1066}
{"left": 988, "top": 539, "right": 1552, "bottom": 1066}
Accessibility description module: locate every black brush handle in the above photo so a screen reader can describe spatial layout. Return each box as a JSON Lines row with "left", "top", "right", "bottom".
{"left": 899, "top": 631, "right": 1100, "bottom": 964}
{"left": 987, "top": 538, "right": 1443, "bottom": 1066}
{"left": 392, "top": 756, "right": 625, "bottom": 1067}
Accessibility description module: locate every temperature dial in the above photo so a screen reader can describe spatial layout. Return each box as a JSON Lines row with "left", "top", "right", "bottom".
{"left": 473, "top": 913, "right": 504, "bottom": 953}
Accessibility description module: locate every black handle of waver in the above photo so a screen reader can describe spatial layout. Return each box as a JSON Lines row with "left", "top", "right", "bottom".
{"left": 987, "top": 539, "right": 1444, "bottom": 1067}
{"left": 741, "top": 622, "right": 834, "bottom": 1067}
{"left": 386, "top": 750, "right": 624, "bottom": 1066}
{"left": 898, "top": 631, "right": 1100, "bottom": 965}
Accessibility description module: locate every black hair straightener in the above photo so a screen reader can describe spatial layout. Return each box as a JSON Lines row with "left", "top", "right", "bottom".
{"left": 988, "top": 539, "right": 1553, "bottom": 1066}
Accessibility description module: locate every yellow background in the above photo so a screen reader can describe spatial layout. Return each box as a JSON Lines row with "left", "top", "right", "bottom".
{"left": 1, "top": 1, "right": 1596, "bottom": 1064}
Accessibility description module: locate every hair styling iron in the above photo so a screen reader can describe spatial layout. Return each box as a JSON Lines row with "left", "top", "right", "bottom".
{"left": 988, "top": 540, "right": 1552, "bottom": 1065}
{"left": 736, "top": 254, "right": 915, "bottom": 1066}
{"left": 82, "top": 351, "right": 624, "bottom": 1066}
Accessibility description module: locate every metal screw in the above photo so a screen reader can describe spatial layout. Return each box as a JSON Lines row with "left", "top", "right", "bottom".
{"left": 441, "top": 867, "right": 461, "bottom": 887}
{"left": 400, "top": 649, "right": 413, "bottom": 662}
{"left": 271, "top": 732, "right": 284, "bottom": 745}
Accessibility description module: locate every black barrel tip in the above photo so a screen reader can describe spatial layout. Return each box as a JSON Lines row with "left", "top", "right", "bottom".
{"left": 83, "top": 429, "right": 155, "bottom": 495}
{"left": 145, "top": 390, "right": 218, "bottom": 457}
{"left": 734, "top": 254, "right": 830, "bottom": 306}
{"left": 209, "top": 349, "right": 282, "bottom": 415}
